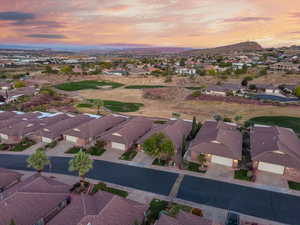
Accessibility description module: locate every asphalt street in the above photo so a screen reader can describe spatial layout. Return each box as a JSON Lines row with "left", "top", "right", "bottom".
{"left": 178, "top": 175, "right": 300, "bottom": 225}
{"left": 1, "top": 154, "right": 300, "bottom": 224}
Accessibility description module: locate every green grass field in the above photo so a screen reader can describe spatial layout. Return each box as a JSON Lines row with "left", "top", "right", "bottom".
{"left": 77, "top": 99, "right": 144, "bottom": 112}
{"left": 124, "top": 85, "right": 166, "bottom": 89}
{"left": 247, "top": 116, "right": 300, "bottom": 133}
{"left": 55, "top": 80, "right": 124, "bottom": 91}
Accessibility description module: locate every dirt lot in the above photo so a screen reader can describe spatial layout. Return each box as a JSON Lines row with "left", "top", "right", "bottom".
{"left": 78, "top": 87, "right": 300, "bottom": 122}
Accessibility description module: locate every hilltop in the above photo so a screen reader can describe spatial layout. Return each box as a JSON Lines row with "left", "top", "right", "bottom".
{"left": 181, "top": 41, "right": 263, "bottom": 55}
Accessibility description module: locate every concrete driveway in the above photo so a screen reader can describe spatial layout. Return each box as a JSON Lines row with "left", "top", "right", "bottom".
{"left": 255, "top": 171, "right": 288, "bottom": 189}
{"left": 48, "top": 141, "right": 74, "bottom": 156}
{"left": 206, "top": 164, "right": 234, "bottom": 181}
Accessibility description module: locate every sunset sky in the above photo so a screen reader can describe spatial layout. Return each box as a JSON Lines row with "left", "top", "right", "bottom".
{"left": 1, "top": 0, "right": 300, "bottom": 48}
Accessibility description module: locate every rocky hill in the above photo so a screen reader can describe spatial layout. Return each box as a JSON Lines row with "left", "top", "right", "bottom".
{"left": 181, "top": 41, "right": 263, "bottom": 55}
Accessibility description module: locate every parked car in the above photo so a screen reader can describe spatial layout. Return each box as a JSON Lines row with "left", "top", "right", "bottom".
{"left": 226, "top": 211, "right": 240, "bottom": 225}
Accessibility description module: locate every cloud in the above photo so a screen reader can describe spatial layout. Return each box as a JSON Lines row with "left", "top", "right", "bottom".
{"left": 26, "top": 34, "right": 66, "bottom": 39}
{"left": 290, "top": 12, "right": 300, "bottom": 18}
{"left": 0, "top": 11, "right": 35, "bottom": 21}
{"left": 224, "top": 17, "right": 272, "bottom": 22}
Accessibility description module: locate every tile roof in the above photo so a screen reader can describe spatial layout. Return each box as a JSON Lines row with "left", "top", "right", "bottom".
{"left": 101, "top": 117, "right": 153, "bottom": 147}
{"left": 251, "top": 125, "right": 300, "bottom": 168}
{"left": 189, "top": 120, "right": 242, "bottom": 160}
{"left": 0, "top": 168, "right": 22, "bottom": 190}
{"left": 0, "top": 113, "right": 70, "bottom": 137}
{"left": 49, "top": 191, "right": 148, "bottom": 225}
{"left": 36, "top": 115, "right": 94, "bottom": 139}
{"left": 156, "top": 212, "right": 212, "bottom": 225}
{"left": 0, "top": 111, "right": 17, "bottom": 120}
{"left": 0, "top": 174, "right": 70, "bottom": 225}
{"left": 137, "top": 119, "right": 192, "bottom": 150}
{"left": 63, "top": 115, "right": 126, "bottom": 140}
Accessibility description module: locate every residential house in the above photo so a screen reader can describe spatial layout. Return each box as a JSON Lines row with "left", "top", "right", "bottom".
{"left": 0, "top": 174, "right": 70, "bottom": 225}
{"left": 0, "top": 113, "right": 70, "bottom": 144}
{"left": 253, "top": 84, "right": 280, "bottom": 94}
{"left": 101, "top": 117, "right": 153, "bottom": 151}
{"left": 205, "top": 83, "right": 243, "bottom": 96}
{"left": 155, "top": 211, "right": 212, "bottom": 225}
{"left": 270, "top": 62, "right": 300, "bottom": 72}
{"left": 49, "top": 191, "right": 148, "bottom": 225}
{"left": 103, "top": 70, "right": 128, "bottom": 76}
{"left": 188, "top": 120, "right": 242, "bottom": 167}
{"left": 63, "top": 115, "right": 126, "bottom": 147}
{"left": 175, "top": 68, "right": 196, "bottom": 75}
{"left": 36, "top": 114, "right": 94, "bottom": 143}
{"left": 0, "top": 111, "right": 17, "bottom": 120}
{"left": 0, "top": 82, "right": 12, "bottom": 90}
{"left": 0, "top": 168, "right": 22, "bottom": 192}
{"left": 137, "top": 119, "right": 192, "bottom": 156}
{"left": 129, "top": 67, "right": 150, "bottom": 75}
{"left": 250, "top": 125, "right": 300, "bottom": 175}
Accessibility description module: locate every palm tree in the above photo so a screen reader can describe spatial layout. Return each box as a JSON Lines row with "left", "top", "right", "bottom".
{"left": 27, "top": 148, "right": 50, "bottom": 174}
{"left": 68, "top": 150, "right": 93, "bottom": 190}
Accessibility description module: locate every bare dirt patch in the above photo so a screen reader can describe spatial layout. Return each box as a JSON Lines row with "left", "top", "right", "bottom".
{"left": 77, "top": 88, "right": 300, "bottom": 122}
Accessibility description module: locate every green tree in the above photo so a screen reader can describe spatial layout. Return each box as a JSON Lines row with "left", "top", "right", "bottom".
{"left": 295, "top": 86, "right": 300, "bottom": 98}
{"left": 93, "top": 99, "right": 104, "bottom": 114}
{"left": 9, "top": 219, "right": 16, "bottom": 225}
{"left": 69, "top": 150, "right": 94, "bottom": 190}
{"left": 61, "top": 65, "right": 73, "bottom": 75}
{"left": 27, "top": 148, "right": 50, "bottom": 173}
{"left": 143, "top": 133, "right": 175, "bottom": 163}
{"left": 189, "top": 116, "right": 200, "bottom": 139}
{"left": 14, "top": 80, "right": 26, "bottom": 88}
{"left": 234, "top": 115, "right": 243, "bottom": 124}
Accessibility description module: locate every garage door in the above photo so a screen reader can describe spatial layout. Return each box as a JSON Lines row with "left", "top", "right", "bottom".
{"left": 66, "top": 135, "right": 78, "bottom": 143}
{"left": 0, "top": 134, "right": 8, "bottom": 140}
{"left": 211, "top": 155, "right": 233, "bottom": 167}
{"left": 111, "top": 142, "right": 126, "bottom": 151}
{"left": 258, "top": 162, "right": 285, "bottom": 174}
{"left": 42, "top": 137, "right": 52, "bottom": 143}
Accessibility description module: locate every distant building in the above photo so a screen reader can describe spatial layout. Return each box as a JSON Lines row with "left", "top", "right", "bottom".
{"left": 270, "top": 62, "right": 300, "bottom": 72}
{"left": 175, "top": 68, "right": 196, "bottom": 75}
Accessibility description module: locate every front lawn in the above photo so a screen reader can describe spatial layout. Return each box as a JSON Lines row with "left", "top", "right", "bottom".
{"left": 55, "top": 80, "right": 124, "bottom": 91}
{"left": 76, "top": 103, "right": 94, "bottom": 108}
{"left": 45, "top": 141, "right": 57, "bottom": 149}
{"left": 119, "top": 150, "right": 137, "bottom": 161}
{"left": 92, "top": 182, "right": 128, "bottom": 198}
{"left": 65, "top": 146, "right": 82, "bottom": 154}
{"left": 125, "top": 85, "right": 166, "bottom": 89}
{"left": 247, "top": 116, "right": 300, "bottom": 133}
{"left": 11, "top": 138, "right": 36, "bottom": 152}
{"left": 88, "top": 99, "right": 144, "bottom": 112}
{"left": 186, "top": 162, "right": 206, "bottom": 173}
{"left": 147, "top": 199, "right": 200, "bottom": 223}
{"left": 87, "top": 145, "right": 106, "bottom": 156}
{"left": 288, "top": 181, "right": 300, "bottom": 191}
{"left": 234, "top": 169, "right": 252, "bottom": 182}
{"left": 152, "top": 158, "right": 168, "bottom": 166}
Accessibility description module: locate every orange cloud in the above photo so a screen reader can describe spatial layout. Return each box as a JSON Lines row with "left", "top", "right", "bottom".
{"left": 0, "top": 0, "right": 299, "bottom": 47}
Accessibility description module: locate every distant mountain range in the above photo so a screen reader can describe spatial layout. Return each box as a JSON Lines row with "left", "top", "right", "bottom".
{"left": 0, "top": 41, "right": 264, "bottom": 55}
{"left": 181, "top": 41, "right": 263, "bottom": 55}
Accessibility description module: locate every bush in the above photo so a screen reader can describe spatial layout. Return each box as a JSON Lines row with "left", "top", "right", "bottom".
{"left": 92, "top": 182, "right": 128, "bottom": 197}
{"left": 148, "top": 199, "right": 168, "bottom": 221}
{"left": 65, "top": 147, "right": 82, "bottom": 154}
{"left": 191, "top": 91, "right": 202, "bottom": 97}
{"left": 11, "top": 138, "right": 35, "bottom": 152}
{"left": 14, "top": 80, "right": 26, "bottom": 88}
{"left": 120, "top": 150, "right": 138, "bottom": 161}
{"left": 87, "top": 145, "right": 106, "bottom": 156}
{"left": 45, "top": 141, "right": 57, "bottom": 149}
{"left": 191, "top": 208, "right": 203, "bottom": 217}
